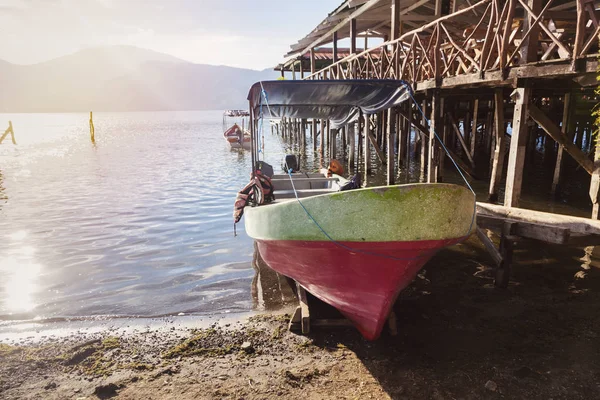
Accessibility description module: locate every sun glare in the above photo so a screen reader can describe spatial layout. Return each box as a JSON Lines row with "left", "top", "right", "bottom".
{"left": 1, "top": 231, "right": 42, "bottom": 315}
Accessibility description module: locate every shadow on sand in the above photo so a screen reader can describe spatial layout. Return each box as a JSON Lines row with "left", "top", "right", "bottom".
{"left": 261, "top": 236, "right": 600, "bottom": 399}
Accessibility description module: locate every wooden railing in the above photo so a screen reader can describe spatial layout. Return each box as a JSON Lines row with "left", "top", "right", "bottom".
{"left": 305, "top": 0, "right": 598, "bottom": 85}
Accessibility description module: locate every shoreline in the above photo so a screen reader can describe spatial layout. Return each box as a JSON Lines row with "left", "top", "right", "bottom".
{"left": 2, "top": 239, "right": 600, "bottom": 399}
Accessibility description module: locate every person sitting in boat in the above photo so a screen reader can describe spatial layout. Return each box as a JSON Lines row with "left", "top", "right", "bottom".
{"left": 327, "top": 159, "right": 344, "bottom": 177}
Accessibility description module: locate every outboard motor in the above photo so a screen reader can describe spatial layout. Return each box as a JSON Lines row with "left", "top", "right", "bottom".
{"left": 284, "top": 154, "right": 299, "bottom": 172}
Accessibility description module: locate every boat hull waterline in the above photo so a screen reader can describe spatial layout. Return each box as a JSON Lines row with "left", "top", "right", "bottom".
{"left": 244, "top": 183, "right": 475, "bottom": 340}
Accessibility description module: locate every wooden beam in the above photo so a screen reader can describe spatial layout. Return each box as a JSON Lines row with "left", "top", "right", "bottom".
{"left": 447, "top": 112, "right": 476, "bottom": 168}
{"left": 297, "top": 0, "right": 383, "bottom": 59}
{"left": 504, "top": 86, "right": 531, "bottom": 207}
{"left": 477, "top": 201, "right": 600, "bottom": 236}
{"left": 528, "top": 102, "right": 594, "bottom": 175}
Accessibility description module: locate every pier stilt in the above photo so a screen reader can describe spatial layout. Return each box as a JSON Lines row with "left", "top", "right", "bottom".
{"left": 489, "top": 89, "right": 506, "bottom": 202}
{"left": 504, "top": 85, "right": 532, "bottom": 208}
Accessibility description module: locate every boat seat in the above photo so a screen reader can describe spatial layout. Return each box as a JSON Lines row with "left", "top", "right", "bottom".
{"left": 271, "top": 177, "right": 339, "bottom": 190}
{"left": 274, "top": 188, "right": 338, "bottom": 199}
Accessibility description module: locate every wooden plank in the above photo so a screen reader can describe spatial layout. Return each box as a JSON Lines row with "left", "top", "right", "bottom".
{"left": 504, "top": 86, "right": 531, "bottom": 208}
{"left": 477, "top": 202, "right": 600, "bottom": 235}
{"left": 520, "top": 0, "right": 543, "bottom": 64}
{"left": 528, "top": 103, "right": 594, "bottom": 175}
{"left": 477, "top": 214, "right": 570, "bottom": 244}
{"left": 573, "top": 0, "right": 586, "bottom": 60}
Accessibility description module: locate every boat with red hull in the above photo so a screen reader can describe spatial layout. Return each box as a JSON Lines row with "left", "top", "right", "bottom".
{"left": 244, "top": 178, "right": 475, "bottom": 340}
{"left": 238, "top": 80, "right": 476, "bottom": 340}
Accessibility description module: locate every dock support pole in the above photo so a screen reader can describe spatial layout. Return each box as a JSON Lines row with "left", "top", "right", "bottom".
{"left": 551, "top": 93, "right": 572, "bottom": 196}
{"left": 312, "top": 120, "right": 317, "bottom": 152}
{"left": 319, "top": 119, "right": 325, "bottom": 167}
{"left": 489, "top": 89, "right": 506, "bottom": 202}
{"left": 591, "top": 134, "right": 600, "bottom": 219}
{"left": 504, "top": 84, "right": 531, "bottom": 208}
{"left": 420, "top": 99, "right": 428, "bottom": 182}
{"left": 405, "top": 102, "right": 413, "bottom": 182}
{"left": 364, "top": 114, "right": 371, "bottom": 180}
{"left": 470, "top": 99, "right": 479, "bottom": 158}
{"left": 427, "top": 91, "right": 440, "bottom": 183}
{"left": 387, "top": 107, "right": 396, "bottom": 185}
{"left": 348, "top": 123, "right": 356, "bottom": 173}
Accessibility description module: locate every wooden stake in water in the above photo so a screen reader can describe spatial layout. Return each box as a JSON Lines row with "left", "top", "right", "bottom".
{"left": 0, "top": 121, "right": 16, "bottom": 145}
{"left": 89, "top": 112, "right": 95, "bottom": 143}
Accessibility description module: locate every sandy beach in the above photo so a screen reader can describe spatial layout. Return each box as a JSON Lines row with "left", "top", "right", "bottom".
{"left": 2, "top": 237, "right": 600, "bottom": 399}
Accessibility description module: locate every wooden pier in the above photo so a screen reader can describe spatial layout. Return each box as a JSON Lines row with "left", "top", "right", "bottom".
{"left": 268, "top": 0, "right": 600, "bottom": 291}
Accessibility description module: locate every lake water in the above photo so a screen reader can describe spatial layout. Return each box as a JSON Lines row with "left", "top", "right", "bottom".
{"left": 0, "top": 110, "right": 597, "bottom": 327}
{"left": 0, "top": 111, "right": 303, "bottom": 323}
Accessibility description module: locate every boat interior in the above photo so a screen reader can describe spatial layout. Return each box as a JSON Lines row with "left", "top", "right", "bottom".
{"left": 271, "top": 172, "right": 343, "bottom": 199}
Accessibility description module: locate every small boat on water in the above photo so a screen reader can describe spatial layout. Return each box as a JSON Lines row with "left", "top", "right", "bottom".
{"left": 223, "top": 123, "right": 252, "bottom": 150}
{"left": 235, "top": 80, "right": 476, "bottom": 340}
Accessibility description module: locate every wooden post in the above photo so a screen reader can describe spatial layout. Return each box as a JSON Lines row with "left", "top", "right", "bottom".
{"left": 489, "top": 89, "right": 506, "bottom": 202}
{"left": 470, "top": 99, "right": 479, "bottom": 158}
{"left": 405, "top": 103, "right": 413, "bottom": 178}
{"left": 310, "top": 48, "right": 316, "bottom": 79}
{"left": 0, "top": 121, "right": 16, "bottom": 145}
{"left": 427, "top": 91, "right": 440, "bottom": 183}
{"left": 591, "top": 135, "right": 600, "bottom": 219}
{"left": 504, "top": 85, "right": 531, "bottom": 208}
{"left": 332, "top": 31, "right": 338, "bottom": 78}
{"left": 348, "top": 123, "right": 356, "bottom": 173}
{"left": 364, "top": 114, "right": 371, "bottom": 178}
{"left": 350, "top": 19, "right": 357, "bottom": 78}
{"left": 292, "top": 61, "right": 297, "bottom": 80}
{"left": 341, "top": 126, "right": 346, "bottom": 159}
{"left": 391, "top": 0, "right": 400, "bottom": 77}
{"left": 551, "top": 93, "right": 572, "bottom": 196}
{"left": 420, "top": 99, "right": 427, "bottom": 182}
{"left": 387, "top": 108, "right": 396, "bottom": 185}
{"left": 319, "top": 119, "right": 325, "bottom": 166}
{"left": 438, "top": 98, "right": 446, "bottom": 182}
{"left": 521, "top": 0, "right": 542, "bottom": 64}
{"left": 312, "top": 119, "right": 318, "bottom": 152}
{"left": 89, "top": 112, "right": 95, "bottom": 143}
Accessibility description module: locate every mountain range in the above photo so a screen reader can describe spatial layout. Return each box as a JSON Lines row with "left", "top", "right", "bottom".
{"left": 0, "top": 46, "right": 280, "bottom": 112}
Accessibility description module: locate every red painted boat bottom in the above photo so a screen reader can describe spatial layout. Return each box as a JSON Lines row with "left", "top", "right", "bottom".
{"left": 255, "top": 237, "right": 462, "bottom": 340}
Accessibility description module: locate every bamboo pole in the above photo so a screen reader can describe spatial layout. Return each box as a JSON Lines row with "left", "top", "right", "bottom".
{"left": 89, "top": 112, "right": 95, "bottom": 143}
{"left": 0, "top": 121, "right": 16, "bottom": 145}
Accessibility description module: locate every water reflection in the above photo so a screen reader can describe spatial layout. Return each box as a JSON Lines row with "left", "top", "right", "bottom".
{"left": 251, "top": 242, "right": 296, "bottom": 311}
{"left": 1, "top": 231, "right": 42, "bottom": 316}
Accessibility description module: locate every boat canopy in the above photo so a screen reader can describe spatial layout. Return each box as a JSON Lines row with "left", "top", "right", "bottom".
{"left": 247, "top": 80, "right": 411, "bottom": 128}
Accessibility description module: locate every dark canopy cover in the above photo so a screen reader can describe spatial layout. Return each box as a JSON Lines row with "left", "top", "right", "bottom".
{"left": 247, "top": 80, "right": 411, "bottom": 127}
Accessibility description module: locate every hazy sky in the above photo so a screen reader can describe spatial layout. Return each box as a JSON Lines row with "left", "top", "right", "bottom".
{"left": 0, "top": 0, "right": 340, "bottom": 69}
